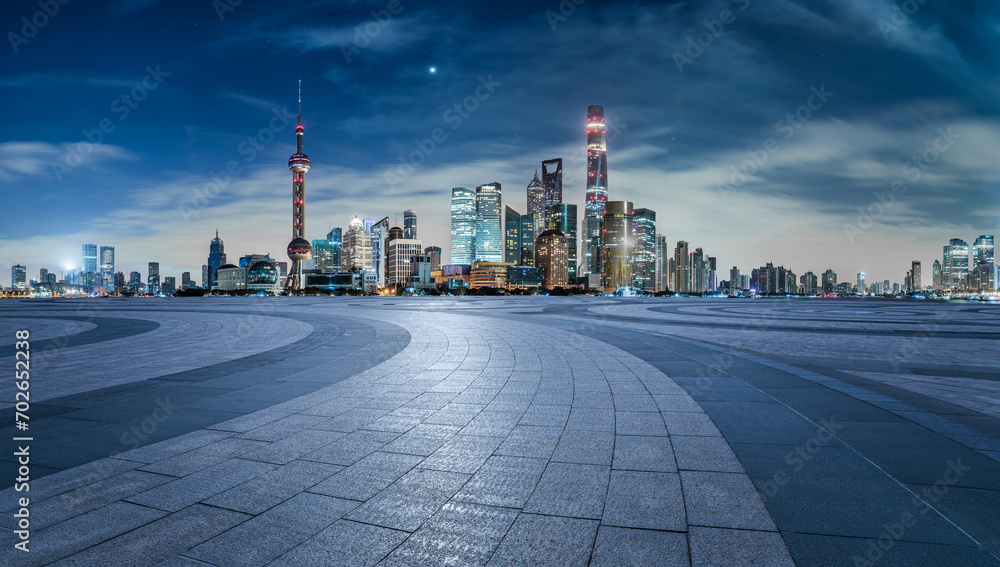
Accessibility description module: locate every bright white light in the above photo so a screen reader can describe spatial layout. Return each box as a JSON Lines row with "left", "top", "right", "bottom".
{"left": 429, "top": 66, "right": 437, "bottom": 74}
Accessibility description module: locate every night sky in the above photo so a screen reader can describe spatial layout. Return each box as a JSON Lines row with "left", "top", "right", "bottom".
{"left": 2, "top": 0, "right": 999, "bottom": 285}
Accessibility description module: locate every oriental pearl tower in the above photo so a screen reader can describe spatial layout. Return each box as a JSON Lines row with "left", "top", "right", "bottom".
{"left": 285, "top": 80, "right": 312, "bottom": 292}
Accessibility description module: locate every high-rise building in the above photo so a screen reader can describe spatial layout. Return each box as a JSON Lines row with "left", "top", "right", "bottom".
{"left": 82, "top": 243, "right": 98, "bottom": 289}
{"left": 385, "top": 225, "right": 404, "bottom": 283}
{"left": 403, "top": 209, "right": 417, "bottom": 240}
{"left": 526, "top": 170, "right": 546, "bottom": 240}
{"left": 328, "top": 227, "right": 343, "bottom": 268}
{"left": 708, "top": 257, "right": 717, "bottom": 292}
{"left": 129, "top": 271, "right": 141, "bottom": 292}
{"left": 387, "top": 239, "right": 423, "bottom": 287}
{"left": 655, "top": 235, "right": 668, "bottom": 292}
{"left": 857, "top": 272, "right": 866, "bottom": 295}
{"left": 312, "top": 239, "right": 337, "bottom": 272}
{"left": 114, "top": 272, "right": 125, "bottom": 291}
{"left": 207, "top": 230, "right": 226, "bottom": 289}
{"left": 911, "top": 261, "right": 922, "bottom": 293}
{"left": 286, "top": 81, "right": 313, "bottom": 291}
{"left": 690, "top": 248, "right": 705, "bottom": 293}
{"left": 181, "top": 272, "right": 191, "bottom": 290}
{"left": 100, "top": 246, "right": 115, "bottom": 290}
{"left": 541, "top": 158, "right": 562, "bottom": 232}
{"left": 943, "top": 238, "right": 970, "bottom": 290}
{"left": 535, "top": 229, "right": 568, "bottom": 290}
{"left": 822, "top": 269, "right": 837, "bottom": 294}
{"left": 369, "top": 217, "right": 390, "bottom": 287}
{"left": 585, "top": 105, "right": 609, "bottom": 278}
{"left": 148, "top": 262, "right": 160, "bottom": 295}
{"left": 602, "top": 201, "right": 633, "bottom": 292}
{"left": 973, "top": 235, "right": 995, "bottom": 291}
{"left": 932, "top": 259, "right": 943, "bottom": 291}
{"left": 342, "top": 216, "right": 373, "bottom": 272}
{"left": 163, "top": 276, "right": 176, "bottom": 295}
{"left": 519, "top": 213, "right": 535, "bottom": 266}
{"left": 450, "top": 187, "right": 476, "bottom": 265}
{"left": 801, "top": 272, "right": 818, "bottom": 295}
{"left": 673, "top": 242, "right": 690, "bottom": 294}
{"left": 549, "top": 203, "right": 578, "bottom": 281}
{"left": 475, "top": 182, "right": 503, "bottom": 262}
{"left": 38, "top": 268, "right": 48, "bottom": 283}
{"left": 11, "top": 265, "right": 27, "bottom": 290}
{"left": 730, "top": 267, "right": 742, "bottom": 291}
{"left": 505, "top": 206, "right": 522, "bottom": 265}
{"left": 424, "top": 246, "right": 442, "bottom": 272}
{"left": 632, "top": 208, "right": 656, "bottom": 291}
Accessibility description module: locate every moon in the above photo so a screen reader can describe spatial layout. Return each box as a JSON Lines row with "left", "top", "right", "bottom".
{"left": 429, "top": 66, "right": 437, "bottom": 74}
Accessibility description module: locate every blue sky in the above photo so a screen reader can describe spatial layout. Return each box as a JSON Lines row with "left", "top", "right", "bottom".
{"left": 1, "top": 0, "right": 999, "bottom": 285}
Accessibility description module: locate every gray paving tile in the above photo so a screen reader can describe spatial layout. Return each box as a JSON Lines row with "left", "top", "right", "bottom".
{"left": 204, "top": 459, "right": 343, "bottom": 514}
{"left": 652, "top": 394, "right": 704, "bottom": 412}
{"left": 566, "top": 407, "right": 615, "bottom": 431}
{"left": 379, "top": 423, "right": 461, "bottom": 457}
{"left": 612, "top": 435, "right": 677, "bottom": 472}
{"left": 420, "top": 434, "right": 505, "bottom": 474}
{"left": 551, "top": 429, "right": 614, "bottom": 466}
{"left": 454, "top": 456, "right": 548, "bottom": 508}
{"left": 274, "top": 519, "right": 408, "bottom": 566}
{"left": 590, "top": 526, "right": 689, "bottom": 567}
{"left": 661, "top": 411, "right": 721, "bottom": 436}
{"left": 310, "top": 451, "right": 423, "bottom": 501}
{"left": 302, "top": 429, "right": 399, "bottom": 466}
{"left": 460, "top": 411, "right": 523, "bottom": 437}
{"left": 139, "top": 437, "right": 270, "bottom": 477}
{"left": 51, "top": 504, "right": 249, "bottom": 567}
{"left": 127, "top": 458, "right": 278, "bottom": 512}
{"left": 681, "top": 470, "right": 776, "bottom": 530}
{"left": 236, "top": 414, "right": 330, "bottom": 441}
{"left": 487, "top": 513, "right": 598, "bottom": 566}
{"left": 345, "top": 467, "right": 471, "bottom": 532}
{"left": 615, "top": 411, "right": 669, "bottom": 436}
{"left": 240, "top": 428, "right": 347, "bottom": 465}
{"left": 689, "top": 526, "right": 794, "bottom": 566}
{"left": 671, "top": 435, "right": 745, "bottom": 473}
{"left": 603, "top": 470, "right": 686, "bottom": 531}
{"left": 495, "top": 425, "right": 563, "bottom": 459}
{"left": 378, "top": 501, "right": 519, "bottom": 566}
{"left": 518, "top": 404, "right": 571, "bottom": 427}
{"left": 523, "top": 463, "right": 610, "bottom": 519}
{"left": 188, "top": 492, "right": 359, "bottom": 567}
{"left": 114, "top": 429, "right": 235, "bottom": 464}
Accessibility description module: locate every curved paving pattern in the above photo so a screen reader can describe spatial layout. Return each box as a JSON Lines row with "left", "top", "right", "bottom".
{"left": 0, "top": 297, "right": 997, "bottom": 566}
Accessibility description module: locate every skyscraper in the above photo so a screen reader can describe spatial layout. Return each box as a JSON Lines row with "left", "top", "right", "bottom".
{"left": 100, "top": 246, "right": 115, "bottom": 290}
{"left": 690, "top": 248, "right": 705, "bottom": 293}
{"left": 342, "top": 216, "right": 373, "bottom": 272}
{"left": 520, "top": 213, "right": 535, "bottom": 266}
{"left": 286, "top": 81, "right": 313, "bottom": 291}
{"left": 932, "top": 259, "right": 942, "bottom": 291}
{"left": 655, "top": 235, "right": 668, "bottom": 292}
{"left": 973, "top": 235, "right": 995, "bottom": 291}
{"left": 148, "top": 262, "right": 160, "bottom": 295}
{"left": 328, "top": 227, "right": 343, "bottom": 269}
{"left": 82, "top": 243, "right": 98, "bottom": 290}
{"left": 504, "top": 206, "right": 522, "bottom": 265}
{"left": 632, "top": 208, "right": 656, "bottom": 291}
{"left": 181, "top": 272, "right": 191, "bottom": 290}
{"left": 911, "top": 261, "right": 922, "bottom": 292}
{"left": 801, "top": 272, "right": 818, "bottom": 295}
{"left": 163, "top": 276, "right": 176, "bottom": 295}
{"left": 857, "top": 272, "right": 866, "bottom": 295}
{"left": 585, "top": 105, "right": 609, "bottom": 278}
{"left": 549, "top": 203, "right": 578, "bottom": 281}
{"left": 11, "top": 265, "right": 26, "bottom": 291}
{"left": 450, "top": 187, "right": 476, "bottom": 265}
{"left": 673, "top": 241, "right": 689, "bottom": 294}
{"left": 403, "top": 209, "right": 417, "bottom": 240}
{"left": 822, "top": 269, "right": 837, "bottom": 294}
{"left": 369, "top": 217, "right": 389, "bottom": 287}
{"left": 207, "top": 230, "right": 226, "bottom": 289}
{"left": 312, "top": 239, "right": 337, "bottom": 272}
{"left": 943, "top": 238, "right": 970, "bottom": 290}
{"left": 526, "top": 170, "right": 546, "bottom": 239}
{"left": 708, "top": 256, "right": 717, "bottom": 292}
{"left": 387, "top": 238, "right": 423, "bottom": 287}
{"left": 541, "top": 159, "right": 562, "bottom": 231}
{"left": 475, "top": 182, "right": 502, "bottom": 262}
{"left": 535, "top": 229, "right": 568, "bottom": 290}
{"left": 424, "top": 246, "right": 442, "bottom": 272}
{"left": 602, "top": 201, "right": 633, "bottom": 292}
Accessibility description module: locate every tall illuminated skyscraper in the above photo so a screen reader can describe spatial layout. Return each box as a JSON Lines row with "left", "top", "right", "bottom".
{"left": 973, "top": 235, "right": 995, "bottom": 291}
{"left": 286, "top": 81, "right": 313, "bottom": 291}
{"left": 673, "top": 241, "right": 689, "bottom": 294}
{"left": 549, "top": 203, "right": 578, "bottom": 281}
{"left": 526, "top": 170, "right": 546, "bottom": 239}
{"left": 585, "top": 105, "right": 609, "bottom": 277}
{"left": 342, "top": 216, "right": 373, "bottom": 272}
{"left": 632, "top": 208, "right": 656, "bottom": 291}
{"left": 100, "top": 246, "right": 115, "bottom": 290}
{"left": 857, "top": 272, "right": 866, "bottom": 295}
{"left": 505, "top": 206, "right": 522, "bottom": 265}
{"left": 11, "top": 265, "right": 26, "bottom": 291}
{"left": 451, "top": 187, "right": 476, "bottom": 265}
{"left": 82, "top": 243, "right": 98, "bottom": 289}
{"left": 535, "top": 229, "right": 568, "bottom": 290}
{"left": 207, "top": 230, "right": 226, "bottom": 289}
{"left": 932, "top": 259, "right": 942, "bottom": 291}
{"left": 542, "top": 159, "right": 562, "bottom": 209}
{"left": 655, "top": 235, "right": 668, "bottom": 292}
{"left": 424, "top": 246, "right": 442, "bottom": 272}
{"left": 403, "top": 209, "right": 417, "bottom": 240}
{"left": 475, "top": 182, "right": 502, "bottom": 262}
{"left": 911, "top": 261, "right": 922, "bottom": 292}
{"left": 148, "top": 262, "right": 160, "bottom": 295}
{"left": 943, "top": 238, "right": 970, "bottom": 290}
{"left": 602, "top": 201, "right": 633, "bottom": 292}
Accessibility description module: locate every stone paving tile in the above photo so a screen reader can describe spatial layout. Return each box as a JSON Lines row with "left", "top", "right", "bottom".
{"left": 612, "top": 435, "right": 677, "bottom": 472}
{"left": 551, "top": 429, "right": 614, "bottom": 466}
{"left": 379, "top": 423, "right": 462, "bottom": 457}
{"left": 590, "top": 526, "right": 689, "bottom": 566}
{"left": 615, "top": 411, "right": 670, "bottom": 436}
{"left": 310, "top": 451, "right": 424, "bottom": 501}
{"left": 566, "top": 407, "right": 615, "bottom": 431}
{"left": 419, "top": 434, "right": 505, "bottom": 474}
{"left": 301, "top": 429, "right": 399, "bottom": 466}
{"left": 518, "top": 404, "right": 571, "bottom": 427}
{"left": 207, "top": 408, "right": 297, "bottom": 433}
{"left": 454, "top": 455, "right": 548, "bottom": 508}
{"left": 203, "top": 459, "right": 343, "bottom": 514}
{"left": 186, "top": 492, "right": 359, "bottom": 567}
{"left": 378, "top": 501, "right": 519, "bottom": 566}
{"left": 273, "top": 519, "right": 409, "bottom": 566}
{"left": 487, "top": 513, "right": 599, "bottom": 567}
{"left": 495, "top": 425, "right": 563, "bottom": 459}
{"left": 523, "top": 462, "right": 610, "bottom": 519}
{"left": 139, "top": 437, "right": 270, "bottom": 477}
{"left": 460, "top": 410, "right": 523, "bottom": 437}
{"left": 127, "top": 458, "right": 278, "bottom": 512}
{"left": 235, "top": 414, "right": 330, "bottom": 442}
{"left": 345, "top": 467, "right": 471, "bottom": 532}
{"left": 652, "top": 394, "right": 704, "bottom": 412}
{"left": 314, "top": 407, "right": 391, "bottom": 432}
{"left": 603, "top": 470, "right": 687, "bottom": 531}
{"left": 114, "top": 429, "right": 235, "bottom": 464}
{"left": 572, "top": 390, "right": 615, "bottom": 409}
{"left": 671, "top": 435, "right": 745, "bottom": 473}
{"left": 681, "top": 470, "right": 777, "bottom": 530}
{"left": 612, "top": 393, "right": 660, "bottom": 412}
{"left": 688, "top": 526, "right": 795, "bottom": 566}
{"left": 51, "top": 504, "right": 249, "bottom": 567}
{"left": 661, "top": 411, "right": 722, "bottom": 436}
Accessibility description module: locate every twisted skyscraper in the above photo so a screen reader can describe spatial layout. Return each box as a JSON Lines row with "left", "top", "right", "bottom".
{"left": 286, "top": 81, "right": 312, "bottom": 291}
{"left": 585, "top": 105, "right": 608, "bottom": 277}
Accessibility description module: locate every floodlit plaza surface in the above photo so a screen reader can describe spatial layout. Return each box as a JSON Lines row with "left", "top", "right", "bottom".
{"left": 1, "top": 297, "right": 999, "bottom": 566}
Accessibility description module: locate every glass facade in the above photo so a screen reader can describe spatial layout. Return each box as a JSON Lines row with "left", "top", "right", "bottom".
{"left": 602, "top": 201, "right": 633, "bottom": 292}
{"left": 632, "top": 208, "right": 656, "bottom": 291}
{"left": 475, "top": 183, "right": 502, "bottom": 262}
{"left": 548, "top": 203, "right": 578, "bottom": 282}
{"left": 943, "top": 238, "right": 970, "bottom": 290}
{"left": 585, "top": 105, "right": 608, "bottom": 277}
{"left": 403, "top": 209, "right": 417, "bottom": 240}
{"left": 505, "top": 206, "right": 521, "bottom": 265}
{"left": 100, "top": 246, "right": 115, "bottom": 290}
{"left": 973, "top": 235, "right": 995, "bottom": 291}
{"left": 526, "top": 171, "right": 546, "bottom": 240}
{"left": 451, "top": 187, "right": 476, "bottom": 265}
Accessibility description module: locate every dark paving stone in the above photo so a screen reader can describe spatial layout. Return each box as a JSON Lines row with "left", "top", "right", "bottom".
{"left": 783, "top": 531, "right": 998, "bottom": 567}
{"left": 589, "top": 526, "right": 688, "bottom": 566}
{"left": 487, "top": 514, "right": 598, "bottom": 567}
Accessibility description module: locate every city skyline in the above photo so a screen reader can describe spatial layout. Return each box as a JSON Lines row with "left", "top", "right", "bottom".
{"left": 2, "top": 1, "right": 999, "bottom": 285}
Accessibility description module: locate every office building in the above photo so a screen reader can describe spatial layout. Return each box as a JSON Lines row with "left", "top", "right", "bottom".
{"left": 100, "top": 246, "right": 115, "bottom": 290}
{"left": 673, "top": 242, "right": 689, "bottom": 294}
{"left": 470, "top": 261, "right": 513, "bottom": 289}
{"left": 504, "top": 206, "right": 523, "bottom": 265}
{"left": 312, "top": 238, "right": 337, "bottom": 272}
{"left": 451, "top": 187, "right": 476, "bottom": 265}
{"left": 632, "top": 208, "right": 656, "bottom": 291}
{"left": 328, "top": 227, "right": 343, "bottom": 269}
{"left": 535, "top": 229, "right": 568, "bottom": 290}
{"left": 655, "top": 235, "right": 668, "bottom": 292}
{"left": 148, "top": 262, "right": 160, "bottom": 295}
{"left": 602, "top": 201, "right": 633, "bottom": 293}
{"left": 585, "top": 105, "right": 609, "bottom": 277}
{"left": 207, "top": 230, "right": 226, "bottom": 289}
{"left": 911, "top": 261, "right": 922, "bottom": 292}
{"left": 369, "top": 217, "right": 389, "bottom": 287}
{"left": 474, "top": 182, "right": 503, "bottom": 262}
{"left": 822, "top": 269, "right": 837, "bottom": 294}
{"left": 387, "top": 238, "right": 423, "bottom": 287}
{"left": 162, "top": 276, "right": 176, "bottom": 295}
{"left": 943, "top": 238, "right": 970, "bottom": 290}
{"left": 509, "top": 266, "right": 543, "bottom": 289}
{"left": 540, "top": 159, "right": 561, "bottom": 231}
{"left": 11, "top": 265, "right": 27, "bottom": 291}
{"left": 801, "top": 272, "right": 818, "bottom": 295}
{"left": 424, "top": 246, "right": 442, "bottom": 272}
{"left": 932, "top": 259, "right": 943, "bottom": 291}
{"left": 181, "top": 272, "right": 191, "bottom": 290}
{"left": 973, "top": 235, "right": 995, "bottom": 291}
{"left": 857, "top": 272, "right": 866, "bottom": 295}
{"left": 526, "top": 170, "right": 546, "bottom": 239}
{"left": 690, "top": 248, "right": 705, "bottom": 293}
{"left": 549, "top": 203, "right": 578, "bottom": 281}
{"left": 403, "top": 209, "right": 417, "bottom": 240}
{"left": 342, "top": 216, "right": 373, "bottom": 272}
{"left": 216, "top": 260, "right": 280, "bottom": 294}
